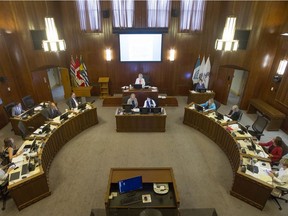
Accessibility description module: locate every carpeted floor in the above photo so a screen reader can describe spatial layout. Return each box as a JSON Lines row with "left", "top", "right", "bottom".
{"left": 0, "top": 96, "right": 287, "bottom": 216}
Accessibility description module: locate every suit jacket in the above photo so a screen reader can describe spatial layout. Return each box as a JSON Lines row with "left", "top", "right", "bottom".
{"left": 68, "top": 97, "right": 79, "bottom": 109}
{"left": 48, "top": 108, "right": 61, "bottom": 119}
{"left": 143, "top": 99, "right": 156, "bottom": 108}
{"left": 228, "top": 110, "right": 241, "bottom": 121}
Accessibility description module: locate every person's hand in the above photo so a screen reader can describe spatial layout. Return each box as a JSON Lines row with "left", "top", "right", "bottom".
{"left": 267, "top": 171, "right": 274, "bottom": 178}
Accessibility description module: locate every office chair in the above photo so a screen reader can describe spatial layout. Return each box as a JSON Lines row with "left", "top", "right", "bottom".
{"left": 0, "top": 178, "right": 9, "bottom": 210}
{"left": 192, "top": 83, "right": 198, "bottom": 91}
{"left": 17, "top": 121, "right": 34, "bottom": 140}
{"left": 245, "top": 114, "right": 269, "bottom": 140}
{"left": 214, "top": 100, "right": 221, "bottom": 111}
{"left": 142, "top": 74, "right": 150, "bottom": 86}
{"left": 237, "top": 111, "right": 243, "bottom": 122}
{"left": 3, "top": 102, "right": 16, "bottom": 118}
{"left": 271, "top": 186, "right": 288, "bottom": 210}
{"left": 22, "top": 95, "right": 35, "bottom": 109}
{"left": 122, "top": 96, "right": 130, "bottom": 104}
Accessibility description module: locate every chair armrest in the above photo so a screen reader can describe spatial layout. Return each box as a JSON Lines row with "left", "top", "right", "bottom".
{"left": 275, "top": 186, "right": 288, "bottom": 193}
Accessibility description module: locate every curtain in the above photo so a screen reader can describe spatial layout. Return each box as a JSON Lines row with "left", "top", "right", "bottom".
{"left": 180, "top": 0, "right": 206, "bottom": 31}
{"left": 112, "top": 0, "right": 134, "bottom": 28}
{"left": 147, "top": 0, "right": 171, "bottom": 28}
{"left": 76, "top": 0, "right": 101, "bottom": 31}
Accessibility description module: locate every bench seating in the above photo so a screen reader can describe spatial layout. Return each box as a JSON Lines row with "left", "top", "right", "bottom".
{"left": 247, "top": 99, "right": 285, "bottom": 131}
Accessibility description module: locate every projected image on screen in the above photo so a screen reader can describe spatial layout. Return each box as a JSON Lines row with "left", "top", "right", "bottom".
{"left": 119, "top": 34, "right": 162, "bottom": 62}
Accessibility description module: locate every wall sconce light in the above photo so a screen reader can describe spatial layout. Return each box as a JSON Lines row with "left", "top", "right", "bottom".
{"left": 42, "top": 17, "right": 66, "bottom": 52}
{"left": 273, "top": 59, "right": 287, "bottom": 82}
{"left": 169, "top": 49, "right": 175, "bottom": 61}
{"left": 105, "top": 49, "right": 112, "bottom": 61}
{"left": 277, "top": 60, "right": 287, "bottom": 75}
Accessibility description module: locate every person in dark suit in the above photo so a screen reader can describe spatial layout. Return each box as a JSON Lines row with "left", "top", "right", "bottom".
{"left": 68, "top": 92, "right": 80, "bottom": 109}
{"left": 47, "top": 102, "right": 61, "bottom": 119}
{"left": 143, "top": 97, "right": 156, "bottom": 108}
{"left": 11, "top": 102, "right": 24, "bottom": 117}
{"left": 195, "top": 79, "right": 205, "bottom": 91}
{"left": 227, "top": 105, "right": 241, "bottom": 121}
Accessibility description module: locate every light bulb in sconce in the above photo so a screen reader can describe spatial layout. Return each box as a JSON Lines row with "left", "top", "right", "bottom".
{"left": 277, "top": 60, "right": 287, "bottom": 75}
{"left": 169, "top": 49, "right": 175, "bottom": 61}
{"left": 105, "top": 49, "right": 112, "bottom": 61}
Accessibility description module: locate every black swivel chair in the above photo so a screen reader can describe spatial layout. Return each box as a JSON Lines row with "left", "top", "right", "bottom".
{"left": 214, "top": 100, "right": 221, "bottom": 111}
{"left": 142, "top": 74, "right": 150, "bottom": 86}
{"left": 17, "top": 121, "right": 34, "bottom": 140}
{"left": 271, "top": 179, "right": 288, "bottom": 210}
{"left": 237, "top": 110, "right": 243, "bottom": 122}
{"left": 0, "top": 178, "right": 9, "bottom": 210}
{"left": 3, "top": 102, "right": 16, "bottom": 118}
{"left": 22, "top": 95, "right": 35, "bottom": 109}
{"left": 246, "top": 114, "right": 269, "bottom": 140}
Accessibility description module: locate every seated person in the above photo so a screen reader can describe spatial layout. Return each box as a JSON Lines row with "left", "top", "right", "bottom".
{"left": 195, "top": 79, "right": 205, "bottom": 91}
{"left": 127, "top": 93, "right": 138, "bottom": 108}
{"left": 2, "top": 138, "right": 23, "bottom": 166}
{"left": 47, "top": 102, "right": 62, "bottom": 119}
{"left": 267, "top": 158, "right": 288, "bottom": 197}
{"left": 0, "top": 164, "right": 15, "bottom": 185}
{"left": 68, "top": 92, "right": 80, "bottom": 109}
{"left": 12, "top": 102, "right": 24, "bottom": 117}
{"left": 143, "top": 97, "right": 156, "bottom": 108}
{"left": 259, "top": 136, "right": 283, "bottom": 163}
{"left": 135, "top": 73, "right": 145, "bottom": 88}
{"left": 226, "top": 105, "right": 241, "bottom": 121}
{"left": 200, "top": 98, "right": 216, "bottom": 111}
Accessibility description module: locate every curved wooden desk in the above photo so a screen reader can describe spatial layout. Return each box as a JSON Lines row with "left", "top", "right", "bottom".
{"left": 183, "top": 104, "right": 273, "bottom": 210}
{"left": 8, "top": 107, "right": 98, "bottom": 210}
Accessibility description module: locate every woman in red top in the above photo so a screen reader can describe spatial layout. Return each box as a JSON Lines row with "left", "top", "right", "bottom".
{"left": 259, "top": 136, "right": 283, "bottom": 163}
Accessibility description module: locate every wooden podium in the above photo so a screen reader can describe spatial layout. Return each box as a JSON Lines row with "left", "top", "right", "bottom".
{"left": 98, "top": 77, "right": 110, "bottom": 98}
{"left": 72, "top": 86, "right": 93, "bottom": 97}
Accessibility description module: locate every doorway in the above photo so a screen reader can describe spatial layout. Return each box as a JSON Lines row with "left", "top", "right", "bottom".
{"left": 214, "top": 66, "right": 249, "bottom": 107}
{"left": 47, "top": 68, "right": 64, "bottom": 102}
{"left": 228, "top": 69, "right": 248, "bottom": 106}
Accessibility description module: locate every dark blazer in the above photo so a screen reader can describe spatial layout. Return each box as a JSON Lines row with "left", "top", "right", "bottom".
{"left": 228, "top": 110, "right": 241, "bottom": 121}
{"left": 68, "top": 98, "right": 79, "bottom": 109}
{"left": 48, "top": 108, "right": 61, "bottom": 119}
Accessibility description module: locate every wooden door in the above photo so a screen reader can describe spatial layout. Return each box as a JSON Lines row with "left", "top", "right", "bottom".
{"left": 213, "top": 67, "right": 234, "bottom": 105}
{"left": 59, "top": 67, "right": 71, "bottom": 99}
{"left": 32, "top": 70, "right": 53, "bottom": 102}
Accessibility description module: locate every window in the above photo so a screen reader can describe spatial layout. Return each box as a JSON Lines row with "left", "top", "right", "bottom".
{"left": 180, "top": 0, "right": 206, "bottom": 31}
{"left": 112, "top": 0, "right": 134, "bottom": 28}
{"left": 147, "top": 0, "right": 171, "bottom": 28}
{"left": 76, "top": 0, "right": 101, "bottom": 31}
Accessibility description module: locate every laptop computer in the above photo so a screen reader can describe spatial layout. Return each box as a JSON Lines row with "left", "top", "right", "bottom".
{"left": 215, "top": 112, "right": 224, "bottom": 120}
{"left": 194, "top": 104, "right": 204, "bottom": 112}
{"left": 151, "top": 107, "right": 162, "bottom": 114}
{"left": 140, "top": 107, "right": 150, "bottom": 114}
{"left": 133, "top": 84, "right": 142, "bottom": 89}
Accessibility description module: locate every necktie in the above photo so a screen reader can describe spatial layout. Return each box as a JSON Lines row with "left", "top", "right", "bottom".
{"left": 132, "top": 100, "right": 135, "bottom": 108}
{"left": 139, "top": 79, "right": 142, "bottom": 84}
{"left": 147, "top": 100, "right": 150, "bottom": 108}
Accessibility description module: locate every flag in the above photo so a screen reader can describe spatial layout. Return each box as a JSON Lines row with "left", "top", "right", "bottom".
{"left": 192, "top": 56, "right": 201, "bottom": 84}
{"left": 79, "top": 55, "right": 89, "bottom": 86}
{"left": 203, "top": 57, "right": 211, "bottom": 89}
{"left": 70, "top": 56, "right": 86, "bottom": 87}
{"left": 198, "top": 56, "right": 206, "bottom": 81}
{"left": 70, "top": 56, "right": 78, "bottom": 87}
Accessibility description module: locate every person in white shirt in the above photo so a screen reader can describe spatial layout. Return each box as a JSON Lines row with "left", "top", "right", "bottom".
{"left": 268, "top": 158, "right": 288, "bottom": 197}
{"left": 143, "top": 97, "right": 156, "bottom": 108}
{"left": 12, "top": 103, "right": 24, "bottom": 117}
{"left": 135, "top": 73, "right": 145, "bottom": 88}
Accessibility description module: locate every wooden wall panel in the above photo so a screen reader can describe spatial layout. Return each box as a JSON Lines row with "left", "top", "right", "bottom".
{"left": 0, "top": 1, "right": 288, "bottom": 132}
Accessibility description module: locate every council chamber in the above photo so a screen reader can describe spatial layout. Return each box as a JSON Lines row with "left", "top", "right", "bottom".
{"left": 0, "top": 1, "right": 288, "bottom": 216}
